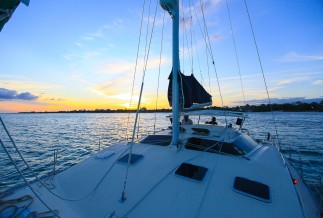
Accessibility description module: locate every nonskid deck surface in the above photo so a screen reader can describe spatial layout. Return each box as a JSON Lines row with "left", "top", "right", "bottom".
{"left": 2, "top": 125, "right": 319, "bottom": 218}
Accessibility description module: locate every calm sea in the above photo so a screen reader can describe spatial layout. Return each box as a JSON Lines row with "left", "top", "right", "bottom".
{"left": 0, "top": 112, "right": 322, "bottom": 195}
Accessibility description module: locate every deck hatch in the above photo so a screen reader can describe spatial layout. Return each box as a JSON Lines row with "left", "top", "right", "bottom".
{"left": 175, "top": 163, "right": 207, "bottom": 181}
{"left": 192, "top": 128, "right": 210, "bottom": 136}
{"left": 118, "top": 153, "right": 143, "bottom": 164}
{"left": 140, "top": 135, "right": 172, "bottom": 146}
{"left": 233, "top": 177, "right": 271, "bottom": 203}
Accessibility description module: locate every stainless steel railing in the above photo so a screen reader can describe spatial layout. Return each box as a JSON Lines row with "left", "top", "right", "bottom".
{"left": 286, "top": 148, "right": 322, "bottom": 215}
{"left": 269, "top": 134, "right": 323, "bottom": 215}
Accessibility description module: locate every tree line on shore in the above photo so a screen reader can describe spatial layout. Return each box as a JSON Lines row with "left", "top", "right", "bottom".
{"left": 224, "top": 101, "right": 323, "bottom": 112}
{"left": 20, "top": 101, "right": 323, "bottom": 113}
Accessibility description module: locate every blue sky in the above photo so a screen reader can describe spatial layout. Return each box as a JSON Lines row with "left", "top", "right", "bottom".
{"left": 0, "top": 0, "right": 322, "bottom": 112}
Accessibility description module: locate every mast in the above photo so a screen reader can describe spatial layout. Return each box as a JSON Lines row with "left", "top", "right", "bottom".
{"left": 171, "top": 1, "right": 180, "bottom": 147}
{"left": 160, "top": 0, "right": 180, "bottom": 147}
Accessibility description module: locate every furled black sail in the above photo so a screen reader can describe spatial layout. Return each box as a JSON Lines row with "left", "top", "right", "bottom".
{"left": 168, "top": 71, "right": 212, "bottom": 110}
{"left": 0, "top": 0, "right": 30, "bottom": 32}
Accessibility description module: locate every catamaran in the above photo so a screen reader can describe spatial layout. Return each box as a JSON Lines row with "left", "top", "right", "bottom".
{"left": 0, "top": 0, "right": 321, "bottom": 217}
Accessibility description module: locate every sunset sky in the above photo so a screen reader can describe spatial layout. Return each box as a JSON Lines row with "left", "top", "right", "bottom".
{"left": 1, "top": 0, "right": 322, "bottom": 113}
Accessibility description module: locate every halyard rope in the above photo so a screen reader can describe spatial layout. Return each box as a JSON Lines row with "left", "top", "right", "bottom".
{"left": 153, "top": 11, "right": 166, "bottom": 134}
{"left": 199, "top": 0, "right": 227, "bottom": 122}
{"left": 243, "top": 0, "right": 280, "bottom": 147}
{"left": 121, "top": 0, "right": 159, "bottom": 201}
{"left": 0, "top": 130, "right": 59, "bottom": 217}
{"left": 125, "top": 0, "right": 147, "bottom": 141}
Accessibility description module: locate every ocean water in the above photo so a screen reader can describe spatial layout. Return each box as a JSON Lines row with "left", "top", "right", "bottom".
{"left": 0, "top": 112, "right": 322, "bottom": 196}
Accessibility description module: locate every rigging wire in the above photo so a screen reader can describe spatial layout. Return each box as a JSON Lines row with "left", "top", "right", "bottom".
{"left": 205, "top": 45, "right": 211, "bottom": 94}
{"left": 225, "top": 0, "right": 246, "bottom": 107}
{"left": 179, "top": 1, "right": 185, "bottom": 119}
{"left": 0, "top": 0, "right": 151, "bottom": 204}
{"left": 125, "top": 0, "right": 147, "bottom": 141}
{"left": 0, "top": 0, "right": 152, "bottom": 204}
{"left": 137, "top": 113, "right": 140, "bottom": 138}
{"left": 181, "top": 0, "right": 185, "bottom": 74}
{"left": 243, "top": 0, "right": 280, "bottom": 145}
{"left": 123, "top": 140, "right": 222, "bottom": 217}
{"left": 134, "top": 0, "right": 156, "bottom": 140}
{"left": 199, "top": 0, "right": 227, "bottom": 122}
{"left": 225, "top": 0, "right": 249, "bottom": 127}
{"left": 181, "top": 1, "right": 194, "bottom": 76}
{"left": 121, "top": 0, "right": 159, "bottom": 201}
{"left": 153, "top": 11, "right": 166, "bottom": 134}
{"left": 189, "top": 0, "right": 204, "bottom": 85}
{"left": 199, "top": 0, "right": 224, "bottom": 106}
{"left": 0, "top": 123, "right": 59, "bottom": 217}
{"left": 188, "top": 0, "right": 194, "bottom": 75}
{"left": 182, "top": 2, "right": 193, "bottom": 74}
{"left": 184, "top": 19, "right": 193, "bottom": 74}
{"left": 0, "top": 116, "right": 130, "bottom": 202}
{"left": 192, "top": 2, "right": 212, "bottom": 94}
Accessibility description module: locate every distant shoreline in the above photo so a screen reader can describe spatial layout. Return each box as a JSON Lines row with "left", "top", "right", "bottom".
{"left": 17, "top": 101, "right": 323, "bottom": 114}
{"left": 16, "top": 111, "right": 322, "bottom": 114}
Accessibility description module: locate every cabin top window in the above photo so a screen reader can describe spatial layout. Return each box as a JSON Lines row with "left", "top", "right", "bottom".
{"left": 175, "top": 163, "right": 208, "bottom": 182}
{"left": 118, "top": 153, "right": 143, "bottom": 165}
{"left": 232, "top": 177, "right": 271, "bottom": 203}
{"left": 185, "top": 135, "right": 258, "bottom": 155}
{"left": 231, "top": 135, "right": 259, "bottom": 154}
{"left": 140, "top": 135, "right": 172, "bottom": 146}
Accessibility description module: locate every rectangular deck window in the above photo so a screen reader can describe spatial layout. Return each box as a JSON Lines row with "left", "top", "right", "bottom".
{"left": 175, "top": 163, "right": 207, "bottom": 182}
{"left": 118, "top": 154, "right": 143, "bottom": 165}
{"left": 233, "top": 177, "right": 271, "bottom": 203}
{"left": 140, "top": 135, "right": 172, "bottom": 146}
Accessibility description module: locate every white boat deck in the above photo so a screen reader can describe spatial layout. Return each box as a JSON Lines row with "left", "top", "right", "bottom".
{"left": 3, "top": 124, "right": 319, "bottom": 217}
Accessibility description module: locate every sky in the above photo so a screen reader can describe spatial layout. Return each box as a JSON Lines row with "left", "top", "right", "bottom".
{"left": 0, "top": 0, "right": 322, "bottom": 113}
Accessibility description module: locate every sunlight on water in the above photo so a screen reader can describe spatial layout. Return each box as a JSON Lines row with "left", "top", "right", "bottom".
{"left": 0, "top": 112, "right": 322, "bottom": 195}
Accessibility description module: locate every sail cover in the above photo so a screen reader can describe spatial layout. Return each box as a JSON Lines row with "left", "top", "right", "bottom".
{"left": 168, "top": 71, "right": 212, "bottom": 110}
{"left": 0, "top": 0, "right": 30, "bottom": 32}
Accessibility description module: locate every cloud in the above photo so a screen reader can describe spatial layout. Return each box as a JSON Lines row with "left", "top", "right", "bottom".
{"left": 44, "top": 97, "right": 64, "bottom": 101}
{"left": 79, "top": 20, "right": 123, "bottom": 43}
{"left": 69, "top": 74, "right": 92, "bottom": 84}
{"left": 277, "top": 76, "right": 309, "bottom": 85}
{"left": 97, "top": 57, "right": 168, "bottom": 75}
{"left": 0, "top": 80, "right": 61, "bottom": 93}
{"left": 179, "top": 0, "right": 222, "bottom": 30}
{"left": 91, "top": 77, "right": 143, "bottom": 108}
{"left": 264, "top": 76, "right": 316, "bottom": 92}
{"left": 74, "top": 42, "right": 82, "bottom": 47}
{"left": 0, "top": 88, "right": 38, "bottom": 101}
{"left": 94, "top": 77, "right": 130, "bottom": 96}
{"left": 81, "top": 36, "right": 95, "bottom": 41}
{"left": 62, "top": 54, "right": 76, "bottom": 60}
{"left": 278, "top": 52, "right": 323, "bottom": 62}
{"left": 210, "top": 34, "right": 221, "bottom": 42}
{"left": 144, "top": 12, "right": 167, "bottom": 27}
{"left": 190, "top": 0, "right": 222, "bottom": 13}
{"left": 313, "top": 80, "right": 323, "bottom": 85}
{"left": 82, "top": 51, "right": 101, "bottom": 60}
{"left": 16, "top": 92, "right": 38, "bottom": 100}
